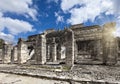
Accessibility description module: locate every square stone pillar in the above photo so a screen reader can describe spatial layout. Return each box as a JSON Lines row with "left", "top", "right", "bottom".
{"left": 51, "top": 43, "right": 57, "bottom": 62}
{"left": 11, "top": 49, "right": 14, "bottom": 64}
{"left": 17, "top": 38, "right": 29, "bottom": 64}
{"left": 41, "top": 34, "right": 46, "bottom": 64}
{"left": 74, "top": 41, "right": 78, "bottom": 60}
{"left": 57, "top": 44, "right": 61, "bottom": 60}
{"left": 96, "top": 40, "right": 102, "bottom": 61}
{"left": 102, "top": 22, "right": 118, "bottom": 65}
{"left": 11, "top": 47, "right": 17, "bottom": 64}
{"left": 46, "top": 45, "right": 50, "bottom": 61}
{"left": 35, "top": 34, "right": 46, "bottom": 64}
{"left": 12, "top": 47, "right": 18, "bottom": 63}
{"left": 2, "top": 44, "right": 13, "bottom": 63}
{"left": 65, "top": 29, "right": 74, "bottom": 67}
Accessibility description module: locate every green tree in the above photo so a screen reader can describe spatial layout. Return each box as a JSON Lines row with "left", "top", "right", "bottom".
{"left": 0, "top": 39, "right": 4, "bottom": 49}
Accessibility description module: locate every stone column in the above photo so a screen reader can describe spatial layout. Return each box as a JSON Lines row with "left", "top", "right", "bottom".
{"left": 17, "top": 38, "right": 29, "bottom": 64}
{"left": 41, "top": 34, "right": 46, "bottom": 64}
{"left": 57, "top": 44, "right": 61, "bottom": 60}
{"left": 35, "top": 34, "right": 46, "bottom": 64}
{"left": 35, "top": 35, "right": 39, "bottom": 64}
{"left": 102, "top": 22, "right": 118, "bottom": 65}
{"left": 17, "top": 42, "right": 21, "bottom": 64}
{"left": 2, "top": 44, "right": 13, "bottom": 63}
{"left": 2, "top": 43, "right": 6, "bottom": 63}
{"left": 11, "top": 47, "right": 18, "bottom": 63}
{"left": 46, "top": 44, "right": 50, "bottom": 61}
{"left": 11, "top": 49, "right": 14, "bottom": 64}
{"left": 65, "top": 29, "right": 74, "bottom": 67}
{"left": 74, "top": 41, "right": 78, "bottom": 60}
{"left": 50, "top": 38, "right": 57, "bottom": 62}
{"left": 0, "top": 49, "right": 2, "bottom": 62}
{"left": 96, "top": 39, "right": 102, "bottom": 61}
{"left": 51, "top": 42, "right": 57, "bottom": 62}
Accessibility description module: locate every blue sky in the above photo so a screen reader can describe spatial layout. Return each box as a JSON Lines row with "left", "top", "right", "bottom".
{"left": 0, "top": 0, "right": 120, "bottom": 43}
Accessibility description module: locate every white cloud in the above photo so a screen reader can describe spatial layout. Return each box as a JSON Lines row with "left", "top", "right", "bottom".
{"left": 113, "top": 0, "right": 120, "bottom": 15}
{"left": 0, "top": 0, "right": 37, "bottom": 20}
{"left": 55, "top": 12, "right": 64, "bottom": 24}
{"left": 0, "top": 17, "right": 34, "bottom": 35}
{"left": 0, "top": 32, "right": 14, "bottom": 43}
{"left": 0, "top": 0, "right": 37, "bottom": 43}
{"left": 0, "top": 15, "right": 34, "bottom": 43}
{"left": 60, "top": 0, "right": 120, "bottom": 37}
{"left": 61, "top": 0, "right": 80, "bottom": 12}
{"left": 115, "top": 28, "right": 120, "bottom": 37}
{"left": 61, "top": 0, "right": 114, "bottom": 24}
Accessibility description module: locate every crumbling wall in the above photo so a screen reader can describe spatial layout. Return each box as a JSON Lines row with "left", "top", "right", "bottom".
{"left": 17, "top": 39, "right": 29, "bottom": 64}
{"left": 1, "top": 22, "right": 118, "bottom": 66}
{"left": 2, "top": 44, "right": 13, "bottom": 63}
{"left": 71, "top": 24, "right": 103, "bottom": 64}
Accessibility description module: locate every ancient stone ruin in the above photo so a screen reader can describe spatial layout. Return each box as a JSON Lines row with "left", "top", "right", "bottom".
{"left": 0, "top": 22, "right": 120, "bottom": 67}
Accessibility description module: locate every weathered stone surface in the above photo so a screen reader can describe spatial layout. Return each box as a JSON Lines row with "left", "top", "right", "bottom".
{"left": 0, "top": 49, "right": 2, "bottom": 61}
{"left": 35, "top": 34, "right": 46, "bottom": 64}
{"left": 1, "top": 22, "right": 120, "bottom": 84}
{"left": 64, "top": 29, "right": 74, "bottom": 67}
{"left": 11, "top": 46, "right": 18, "bottom": 63}
{"left": 17, "top": 38, "right": 29, "bottom": 64}
{"left": 51, "top": 41, "right": 57, "bottom": 62}
{"left": 2, "top": 43, "right": 13, "bottom": 63}
{"left": 102, "top": 22, "right": 118, "bottom": 65}
{"left": 0, "top": 64, "right": 120, "bottom": 84}
{"left": 0, "top": 22, "right": 120, "bottom": 66}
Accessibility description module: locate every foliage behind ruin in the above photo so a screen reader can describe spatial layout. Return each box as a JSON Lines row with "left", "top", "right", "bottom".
{"left": 0, "top": 39, "right": 4, "bottom": 49}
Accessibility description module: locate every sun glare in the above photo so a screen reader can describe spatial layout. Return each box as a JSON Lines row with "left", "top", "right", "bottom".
{"left": 112, "top": 31, "right": 117, "bottom": 37}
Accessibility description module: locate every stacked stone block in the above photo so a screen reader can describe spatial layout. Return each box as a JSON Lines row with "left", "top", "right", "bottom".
{"left": 64, "top": 29, "right": 74, "bottom": 67}
{"left": 2, "top": 44, "right": 13, "bottom": 63}
{"left": 11, "top": 46, "right": 18, "bottom": 63}
{"left": 17, "top": 38, "right": 29, "bottom": 64}
{"left": 0, "top": 22, "right": 120, "bottom": 66}
{"left": 35, "top": 34, "right": 46, "bottom": 64}
{"left": 102, "top": 22, "right": 118, "bottom": 65}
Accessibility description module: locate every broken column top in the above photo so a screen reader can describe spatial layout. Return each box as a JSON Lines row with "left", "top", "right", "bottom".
{"left": 70, "top": 23, "right": 84, "bottom": 29}
{"left": 45, "top": 28, "right": 55, "bottom": 34}
{"left": 18, "top": 38, "right": 26, "bottom": 44}
{"left": 70, "top": 23, "right": 101, "bottom": 30}
{"left": 103, "top": 22, "right": 116, "bottom": 32}
{"left": 103, "top": 22, "right": 116, "bottom": 29}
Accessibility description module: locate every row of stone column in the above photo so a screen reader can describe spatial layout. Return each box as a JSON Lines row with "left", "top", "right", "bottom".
{"left": 46, "top": 43, "right": 61, "bottom": 62}
{"left": 34, "top": 29, "right": 75, "bottom": 67}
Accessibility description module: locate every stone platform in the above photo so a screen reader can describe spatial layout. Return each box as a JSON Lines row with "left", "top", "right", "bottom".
{"left": 0, "top": 64, "right": 120, "bottom": 84}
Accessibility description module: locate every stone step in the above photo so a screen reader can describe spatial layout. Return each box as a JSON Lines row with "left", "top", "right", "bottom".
{"left": 75, "top": 60, "right": 103, "bottom": 65}
{"left": 46, "top": 62, "right": 60, "bottom": 65}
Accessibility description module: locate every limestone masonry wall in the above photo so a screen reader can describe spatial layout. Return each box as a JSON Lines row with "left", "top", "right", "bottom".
{"left": 0, "top": 22, "right": 120, "bottom": 67}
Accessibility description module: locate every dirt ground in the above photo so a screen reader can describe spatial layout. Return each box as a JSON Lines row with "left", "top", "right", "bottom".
{"left": 0, "top": 72, "right": 69, "bottom": 84}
